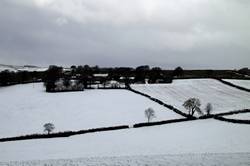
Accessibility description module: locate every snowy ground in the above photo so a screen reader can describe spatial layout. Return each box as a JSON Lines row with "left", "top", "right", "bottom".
{"left": 0, "top": 83, "right": 181, "bottom": 137}
{"left": 0, "top": 119, "right": 250, "bottom": 162}
{"left": 131, "top": 79, "right": 250, "bottom": 114}
{"left": 1, "top": 153, "right": 250, "bottom": 166}
{"left": 1, "top": 81, "right": 250, "bottom": 164}
{"left": 224, "top": 79, "right": 250, "bottom": 89}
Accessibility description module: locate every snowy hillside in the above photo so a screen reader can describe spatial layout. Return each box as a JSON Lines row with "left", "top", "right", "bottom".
{"left": 131, "top": 79, "right": 250, "bottom": 114}
{"left": 223, "top": 79, "right": 250, "bottom": 89}
{"left": 0, "top": 64, "right": 47, "bottom": 72}
{"left": 0, "top": 119, "right": 250, "bottom": 162}
{"left": 0, "top": 83, "right": 181, "bottom": 137}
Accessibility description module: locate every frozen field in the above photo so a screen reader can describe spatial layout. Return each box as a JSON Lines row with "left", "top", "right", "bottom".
{"left": 224, "top": 79, "right": 250, "bottom": 89}
{"left": 131, "top": 79, "right": 250, "bottom": 115}
{"left": 0, "top": 83, "right": 181, "bottom": 137}
{"left": 0, "top": 119, "right": 250, "bottom": 162}
{"left": 1, "top": 153, "right": 250, "bottom": 166}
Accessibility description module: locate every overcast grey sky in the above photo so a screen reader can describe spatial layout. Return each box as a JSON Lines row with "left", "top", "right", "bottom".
{"left": 0, "top": 0, "right": 249, "bottom": 69}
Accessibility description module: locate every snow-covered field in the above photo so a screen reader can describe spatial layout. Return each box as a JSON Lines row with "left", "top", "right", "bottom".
{"left": 131, "top": 79, "right": 250, "bottom": 114}
{"left": 224, "top": 79, "right": 250, "bottom": 89}
{"left": 0, "top": 119, "right": 250, "bottom": 162}
{"left": 0, "top": 83, "right": 181, "bottom": 137}
{"left": 1, "top": 80, "right": 250, "bottom": 164}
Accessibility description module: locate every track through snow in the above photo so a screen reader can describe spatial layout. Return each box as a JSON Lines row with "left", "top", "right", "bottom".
{"left": 131, "top": 79, "right": 250, "bottom": 115}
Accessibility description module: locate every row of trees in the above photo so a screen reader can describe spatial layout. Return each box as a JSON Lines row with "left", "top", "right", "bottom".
{"left": 144, "top": 98, "right": 213, "bottom": 123}
{"left": 1, "top": 64, "right": 249, "bottom": 88}
{"left": 69, "top": 65, "right": 183, "bottom": 83}
{"left": 183, "top": 98, "right": 212, "bottom": 116}
{"left": 44, "top": 65, "right": 184, "bottom": 92}
{"left": 0, "top": 70, "right": 44, "bottom": 86}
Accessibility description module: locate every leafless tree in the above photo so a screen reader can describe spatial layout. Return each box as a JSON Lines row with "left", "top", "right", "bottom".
{"left": 43, "top": 123, "right": 55, "bottom": 134}
{"left": 145, "top": 107, "right": 156, "bottom": 122}
{"left": 205, "top": 103, "right": 213, "bottom": 115}
{"left": 183, "top": 98, "right": 202, "bottom": 116}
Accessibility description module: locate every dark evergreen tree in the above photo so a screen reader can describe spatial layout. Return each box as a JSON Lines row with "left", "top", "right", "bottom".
{"left": 44, "top": 65, "right": 63, "bottom": 92}
{"left": 135, "top": 65, "right": 150, "bottom": 82}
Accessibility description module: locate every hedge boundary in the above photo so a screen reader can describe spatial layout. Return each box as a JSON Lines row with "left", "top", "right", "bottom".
{"left": 96, "top": 87, "right": 127, "bottom": 89}
{"left": 127, "top": 85, "right": 193, "bottom": 118}
{"left": 215, "top": 109, "right": 250, "bottom": 116}
{"left": 211, "top": 109, "right": 250, "bottom": 124}
{"left": 214, "top": 116, "right": 250, "bottom": 124}
{"left": 198, "top": 109, "right": 250, "bottom": 119}
{"left": 0, "top": 125, "right": 129, "bottom": 142}
{"left": 215, "top": 79, "right": 250, "bottom": 92}
{"left": 198, "top": 109, "right": 250, "bottom": 124}
{"left": 133, "top": 118, "right": 194, "bottom": 128}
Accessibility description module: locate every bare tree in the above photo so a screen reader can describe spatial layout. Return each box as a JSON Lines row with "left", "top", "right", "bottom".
{"left": 145, "top": 107, "right": 156, "bottom": 122}
{"left": 183, "top": 98, "right": 202, "bottom": 116}
{"left": 43, "top": 123, "right": 55, "bottom": 134}
{"left": 205, "top": 103, "right": 213, "bottom": 115}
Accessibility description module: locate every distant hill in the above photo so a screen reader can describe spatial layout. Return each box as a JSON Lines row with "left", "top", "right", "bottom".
{"left": 0, "top": 64, "right": 48, "bottom": 72}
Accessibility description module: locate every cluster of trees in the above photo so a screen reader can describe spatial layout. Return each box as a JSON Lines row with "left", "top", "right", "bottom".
{"left": 183, "top": 98, "right": 213, "bottom": 116}
{"left": 144, "top": 98, "right": 213, "bottom": 123}
{"left": 133, "top": 65, "right": 183, "bottom": 83}
{"left": 238, "top": 68, "right": 250, "bottom": 76}
{"left": 44, "top": 66, "right": 85, "bottom": 92}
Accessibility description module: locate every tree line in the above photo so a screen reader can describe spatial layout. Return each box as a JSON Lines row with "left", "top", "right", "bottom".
{"left": 1, "top": 65, "right": 249, "bottom": 89}
{"left": 44, "top": 65, "right": 181, "bottom": 92}
{"left": 0, "top": 70, "right": 44, "bottom": 86}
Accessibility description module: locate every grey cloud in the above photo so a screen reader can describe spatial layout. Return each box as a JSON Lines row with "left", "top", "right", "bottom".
{"left": 0, "top": 0, "right": 249, "bottom": 69}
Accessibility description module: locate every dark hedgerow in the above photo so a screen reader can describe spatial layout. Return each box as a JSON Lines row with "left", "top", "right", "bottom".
{"left": 133, "top": 118, "right": 193, "bottom": 128}
{"left": 0, "top": 125, "right": 129, "bottom": 142}
{"left": 216, "top": 79, "right": 250, "bottom": 92}
{"left": 214, "top": 116, "right": 250, "bottom": 124}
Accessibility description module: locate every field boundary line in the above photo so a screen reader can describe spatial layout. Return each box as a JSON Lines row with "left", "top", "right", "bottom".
{"left": 0, "top": 125, "right": 129, "bottom": 142}
{"left": 215, "top": 79, "right": 250, "bottom": 92}
{"left": 214, "top": 116, "right": 250, "bottom": 124}
{"left": 133, "top": 118, "right": 195, "bottom": 128}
